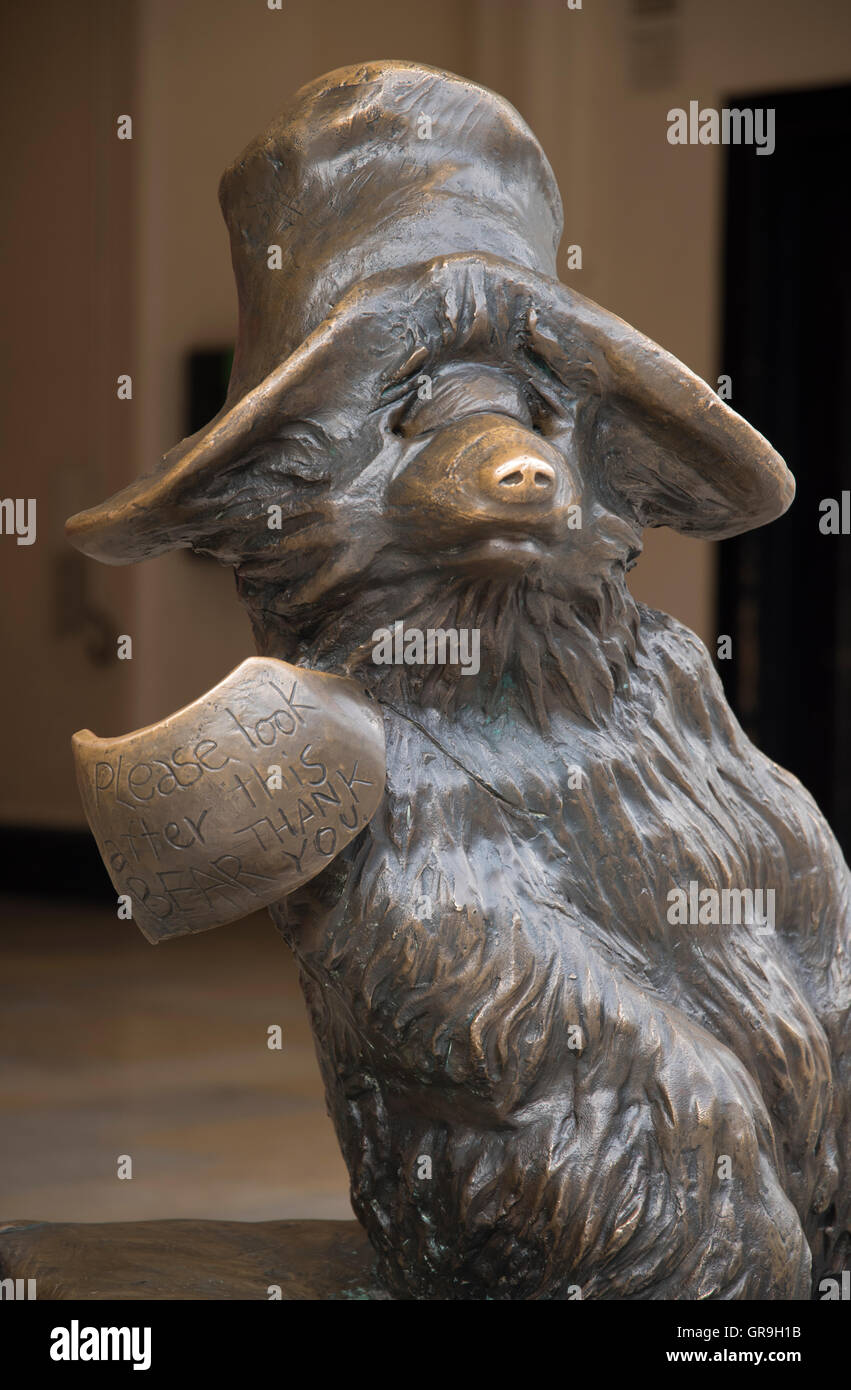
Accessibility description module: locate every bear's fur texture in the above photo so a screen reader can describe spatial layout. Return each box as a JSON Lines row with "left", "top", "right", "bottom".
{"left": 271, "top": 600, "right": 848, "bottom": 1299}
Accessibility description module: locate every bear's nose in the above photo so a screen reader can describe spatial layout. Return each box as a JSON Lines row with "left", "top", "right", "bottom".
{"left": 388, "top": 412, "right": 576, "bottom": 535}
{"left": 490, "top": 456, "right": 557, "bottom": 502}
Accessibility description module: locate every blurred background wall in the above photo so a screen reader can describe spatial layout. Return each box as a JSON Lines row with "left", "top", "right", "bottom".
{"left": 1, "top": 0, "right": 849, "bottom": 1223}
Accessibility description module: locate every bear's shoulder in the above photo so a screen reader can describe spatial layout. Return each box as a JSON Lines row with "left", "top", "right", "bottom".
{"left": 635, "top": 602, "right": 723, "bottom": 684}
{"left": 630, "top": 602, "right": 742, "bottom": 742}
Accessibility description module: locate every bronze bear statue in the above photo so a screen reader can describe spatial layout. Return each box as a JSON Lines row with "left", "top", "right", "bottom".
{"left": 68, "top": 62, "right": 849, "bottom": 1300}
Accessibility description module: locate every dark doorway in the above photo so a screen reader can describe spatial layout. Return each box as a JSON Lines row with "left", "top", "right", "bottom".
{"left": 718, "top": 83, "right": 851, "bottom": 858}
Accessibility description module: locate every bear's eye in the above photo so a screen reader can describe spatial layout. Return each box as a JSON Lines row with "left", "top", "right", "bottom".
{"left": 394, "top": 364, "right": 536, "bottom": 439}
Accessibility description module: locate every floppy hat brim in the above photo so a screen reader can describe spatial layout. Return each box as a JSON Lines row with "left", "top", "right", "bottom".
{"left": 66, "top": 253, "right": 794, "bottom": 563}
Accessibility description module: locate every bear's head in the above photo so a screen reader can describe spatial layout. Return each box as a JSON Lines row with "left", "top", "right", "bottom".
{"left": 65, "top": 62, "right": 793, "bottom": 727}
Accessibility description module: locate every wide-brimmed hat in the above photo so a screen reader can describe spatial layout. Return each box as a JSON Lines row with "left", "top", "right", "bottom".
{"left": 66, "top": 61, "right": 794, "bottom": 563}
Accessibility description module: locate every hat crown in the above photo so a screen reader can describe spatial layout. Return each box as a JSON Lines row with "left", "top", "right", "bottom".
{"left": 218, "top": 60, "right": 563, "bottom": 399}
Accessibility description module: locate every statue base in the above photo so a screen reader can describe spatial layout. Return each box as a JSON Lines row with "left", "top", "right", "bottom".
{"left": 0, "top": 1218, "right": 384, "bottom": 1300}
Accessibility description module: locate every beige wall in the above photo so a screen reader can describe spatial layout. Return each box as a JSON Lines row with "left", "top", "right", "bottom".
{"left": 3, "top": 0, "right": 850, "bottom": 825}
{"left": 0, "top": 0, "right": 137, "bottom": 825}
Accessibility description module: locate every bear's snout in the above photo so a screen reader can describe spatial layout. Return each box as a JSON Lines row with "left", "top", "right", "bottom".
{"left": 389, "top": 412, "right": 579, "bottom": 564}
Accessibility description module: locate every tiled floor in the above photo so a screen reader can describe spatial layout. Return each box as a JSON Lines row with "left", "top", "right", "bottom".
{"left": 0, "top": 895, "right": 352, "bottom": 1223}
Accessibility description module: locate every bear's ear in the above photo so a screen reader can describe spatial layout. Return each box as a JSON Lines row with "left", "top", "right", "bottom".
{"left": 525, "top": 293, "right": 795, "bottom": 541}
